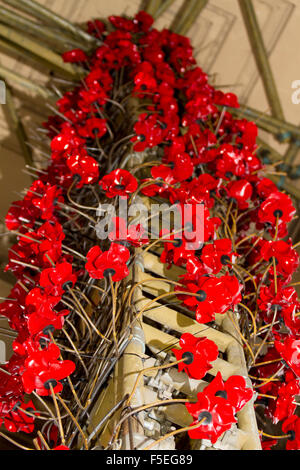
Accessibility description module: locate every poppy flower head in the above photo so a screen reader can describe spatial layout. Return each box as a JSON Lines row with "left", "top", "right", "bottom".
{"left": 227, "top": 179, "right": 253, "bottom": 210}
{"left": 27, "top": 182, "right": 64, "bottom": 221}
{"left": 261, "top": 439, "right": 278, "bottom": 450}
{"left": 172, "top": 332, "right": 219, "bottom": 379}
{"left": 108, "top": 217, "right": 149, "bottom": 247}
{"left": 67, "top": 153, "right": 99, "bottom": 187}
{"left": 131, "top": 113, "right": 164, "bottom": 151}
{"left": 200, "top": 239, "right": 233, "bottom": 274}
{"left": 214, "top": 91, "right": 239, "bottom": 109}
{"left": 39, "top": 262, "right": 77, "bottom": 296}
{"left": 282, "top": 415, "right": 300, "bottom": 450}
{"left": 160, "top": 228, "right": 195, "bottom": 267}
{"left": 85, "top": 242, "right": 130, "bottom": 281}
{"left": 204, "top": 371, "right": 253, "bottom": 413}
{"left": 78, "top": 117, "right": 107, "bottom": 139}
{"left": 185, "top": 392, "right": 236, "bottom": 443}
{"left": 256, "top": 178, "right": 279, "bottom": 199}
{"left": 100, "top": 169, "right": 138, "bottom": 198}
{"left": 87, "top": 19, "right": 105, "bottom": 38}
{"left": 178, "top": 274, "right": 242, "bottom": 324}
{"left": 258, "top": 192, "right": 296, "bottom": 229}
{"left": 21, "top": 343, "right": 75, "bottom": 396}
{"left": 1, "top": 399, "right": 38, "bottom": 434}
{"left": 271, "top": 371, "right": 300, "bottom": 424}
{"left": 62, "top": 49, "right": 88, "bottom": 63}
{"left": 275, "top": 335, "right": 300, "bottom": 377}
{"left": 133, "top": 62, "right": 157, "bottom": 96}
{"left": 133, "top": 11, "right": 154, "bottom": 32}
{"left": 53, "top": 445, "right": 70, "bottom": 450}
{"left": 260, "top": 240, "right": 299, "bottom": 278}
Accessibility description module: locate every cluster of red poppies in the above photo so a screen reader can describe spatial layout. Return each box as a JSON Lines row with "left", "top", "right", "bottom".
{"left": 0, "top": 10, "right": 299, "bottom": 449}
{"left": 0, "top": 181, "right": 77, "bottom": 437}
{"left": 172, "top": 332, "right": 253, "bottom": 443}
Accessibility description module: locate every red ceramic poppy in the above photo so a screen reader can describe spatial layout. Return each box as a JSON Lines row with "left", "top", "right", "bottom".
{"left": 256, "top": 178, "right": 279, "bottom": 199}
{"left": 62, "top": 48, "right": 88, "bottom": 63}
{"left": 214, "top": 145, "right": 246, "bottom": 179}
{"left": 25, "top": 287, "right": 61, "bottom": 315}
{"left": 234, "top": 120, "right": 257, "bottom": 151}
{"left": 104, "top": 31, "right": 141, "bottom": 68}
{"left": 172, "top": 333, "right": 219, "bottom": 379}
{"left": 178, "top": 274, "right": 242, "bottom": 324}
{"left": 108, "top": 217, "right": 148, "bottom": 247}
{"left": 53, "top": 445, "right": 70, "bottom": 450}
{"left": 260, "top": 240, "right": 299, "bottom": 278}
{"left": 109, "top": 15, "right": 135, "bottom": 32}
{"left": 5, "top": 199, "right": 39, "bottom": 231}
{"left": 131, "top": 113, "right": 164, "bottom": 151}
{"left": 39, "top": 262, "right": 77, "bottom": 296}
{"left": 25, "top": 287, "right": 68, "bottom": 335}
{"left": 203, "top": 371, "right": 253, "bottom": 412}
{"left": 21, "top": 343, "right": 75, "bottom": 396}
{"left": 226, "top": 179, "right": 253, "bottom": 210}
{"left": 185, "top": 392, "right": 236, "bottom": 443}
{"left": 160, "top": 228, "right": 195, "bottom": 267}
{"left": 100, "top": 169, "right": 138, "bottom": 198}
{"left": 133, "top": 62, "right": 157, "bottom": 96}
{"left": 186, "top": 131, "right": 218, "bottom": 165}
{"left": 214, "top": 91, "right": 239, "bottom": 108}
{"left": 185, "top": 256, "right": 206, "bottom": 281}
{"left": 87, "top": 19, "right": 105, "bottom": 37}
{"left": 37, "top": 221, "right": 65, "bottom": 265}
{"left": 133, "top": 11, "right": 154, "bottom": 32}
{"left": 84, "top": 69, "right": 112, "bottom": 93}
{"left": 151, "top": 156, "right": 194, "bottom": 185}
{"left": 258, "top": 283, "right": 298, "bottom": 318}
{"left": 261, "top": 439, "right": 278, "bottom": 450}
{"left": 13, "top": 332, "right": 43, "bottom": 357}
{"left": 275, "top": 335, "right": 300, "bottom": 377}
{"left": 78, "top": 117, "right": 107, "bottom": 139}
{"left": 85, "top": 242, "right": 130, "bottom": 281}
{"left": 258, "top": 192, "right": 296, "bottom": 227}
{"left": 28, "top": 309, "right": 68, "bottom": 337}
{"left": 78, "top": 86, "right": 108, "bottom": 112}
{"left": 1, "top": 400, "right": 37, "bottom": 434}
{"left": 272, "top": 371, "right": 300, "bottom": 424}
{"left": 200, "top": 239, "right": 233, "bottom": 274}
{"left": 29, "top": 182, "right": 64, "bottom": 221}
{"left": 67, "top": 153, "right": 99, "bottom": 187}
{"left": 51, "top": 129, "right": 76, "bottom": 154}
{"left": 282, "top": 415, "right": 300, "bottom": 450}
{"left": 182, "top": 174, "right": 220, "bottom": 208}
